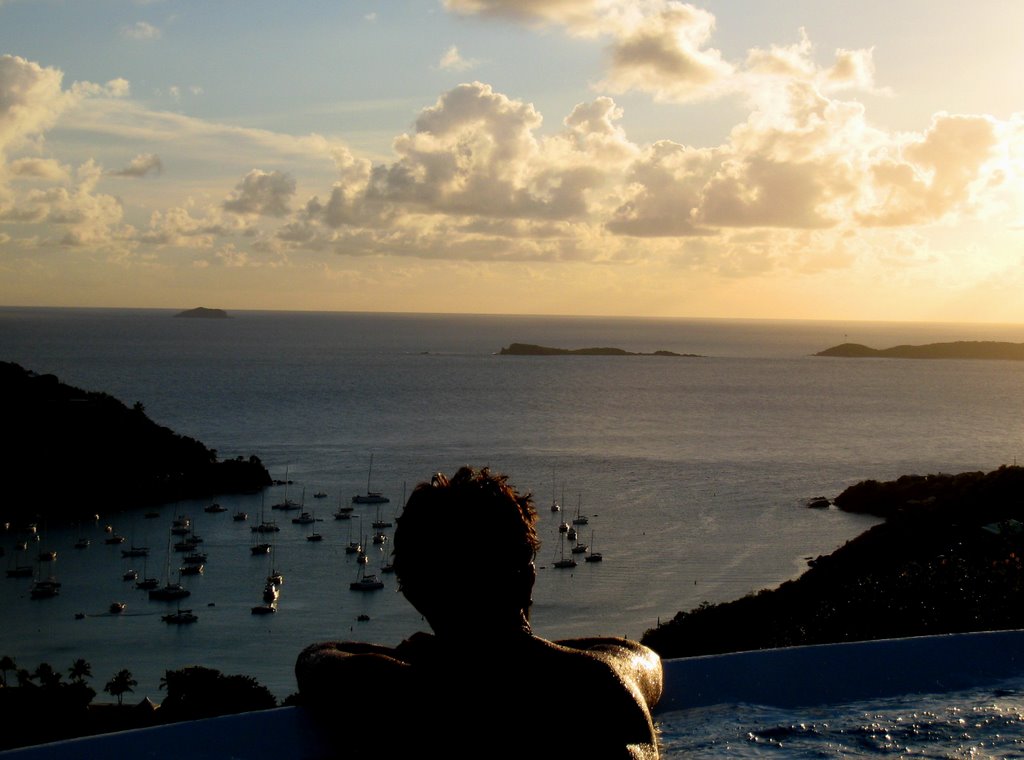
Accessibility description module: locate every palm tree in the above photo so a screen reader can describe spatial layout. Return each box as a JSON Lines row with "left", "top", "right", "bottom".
{"left": 104, "top": 669, "right": 137, "bottom": 706}
{"left": 0, "top": 655, "right": 15, "bottom": 687}
{"left": 68, "top": 658, "right": 92, "bottom": 684}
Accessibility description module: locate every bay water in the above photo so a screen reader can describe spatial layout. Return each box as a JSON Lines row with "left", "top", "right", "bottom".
{"left": 2, "top": 308, "right": 1023, "bottom": 704}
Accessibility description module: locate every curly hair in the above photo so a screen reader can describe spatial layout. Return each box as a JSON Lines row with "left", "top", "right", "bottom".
{"left": 393, "top": 467, "right": 540, "bottom": 626}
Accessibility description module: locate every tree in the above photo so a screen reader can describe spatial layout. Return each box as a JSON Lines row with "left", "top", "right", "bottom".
{"left": 104, "top": 669, "right": 137, "bottom": 706}
{"left": 33, "top": 662, "right": 62, "bottom": 689}
{"left": 68, "top": 658, "right": 92, "bottom": 684}
{"left": 0, "top": 655, "right": 15, "bottom": 687}
{"left": 15, "top": 668, "right": 34, "bottom": 688}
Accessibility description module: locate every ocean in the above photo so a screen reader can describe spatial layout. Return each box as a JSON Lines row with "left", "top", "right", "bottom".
{"left": 2, "top": 307, "right": 1023, "bottom": 703}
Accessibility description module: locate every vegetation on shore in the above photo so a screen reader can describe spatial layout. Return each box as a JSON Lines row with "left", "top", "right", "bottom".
{"left": 499, "top": 342, "right": 700, "bottom": 357}
{"left": 0, "top": 361, "right": 271, "bottom": 525}
{"left": 642, "top": 466, "right": 1024, "bottom": 658}
{"left": 815, "top": 341, "right": 1024, "bottom": 360}
{"left": 0, "top": 657, "right": 277, "bottom": 751}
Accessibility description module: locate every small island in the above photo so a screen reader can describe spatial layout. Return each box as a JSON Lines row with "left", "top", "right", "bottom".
{"left": 499, "top": 342, "right": 700, "bottom": 357}
{"left": 174, "top": 307, "right": 229, "bottom": 319}
{"left": 815, "top": 341, "right": 1024, "bottom": 360}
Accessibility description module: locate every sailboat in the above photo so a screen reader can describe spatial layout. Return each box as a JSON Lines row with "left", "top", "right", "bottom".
{"left": 352, "top": 453, "right": 389, "bottom": 504}
{"left": 148, "top": 531, "right": 191, "bottom": 601}
{"left": 572, "top": 494, "right": 589, "bottom": 526}
{"left": 553, "top": 532, "right": 577, "bottom": 569}
{"left": 271, "top": 467, "right": 301, "bottom": 511}
{"left": 584, "top": 531, "right": 603, "bottom": 563}
{"left": 350, "top": 561, "right": 384, "bottom": 591}
{"left": 550, "top": 470, "right": 561, "bottom": 512}
{"left": 135, "top": 553, "right": 159, "bottom": 590}
{"left": 252, "top": 493, "right": 280, "bottom": 535}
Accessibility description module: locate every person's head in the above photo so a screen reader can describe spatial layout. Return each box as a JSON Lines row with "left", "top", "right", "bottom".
{"left": 393, "top": 467, "right": 539, "bottom": 636}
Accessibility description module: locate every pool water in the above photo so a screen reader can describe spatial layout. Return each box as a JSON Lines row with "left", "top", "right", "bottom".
{"left": 657, "top": 678, "right": 1024, "bottom": 758}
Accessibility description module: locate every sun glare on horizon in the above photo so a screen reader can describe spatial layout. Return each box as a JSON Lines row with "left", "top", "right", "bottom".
{"left": 0, "top": 1, "right": 1021, "bottom": 324}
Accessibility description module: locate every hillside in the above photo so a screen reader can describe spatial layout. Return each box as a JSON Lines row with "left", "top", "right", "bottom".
{"left": 0, "top": 362, "right": 270, "bottom": 524}
{"left": 642, "top": 466, "right": 1024, "bottom": 658}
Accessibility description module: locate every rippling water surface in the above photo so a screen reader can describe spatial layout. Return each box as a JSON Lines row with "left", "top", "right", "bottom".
{"left": 2, "top": 308, "right": 1023, "bottom": 712}
{"left": 659, "top": 679, "right": 1024, "bottom": 758}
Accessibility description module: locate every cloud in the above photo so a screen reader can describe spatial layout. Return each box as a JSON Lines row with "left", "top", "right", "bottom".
{"left": 110, "top": 152, "right": 163, "bottom": 177}
{"left": 120, "top": 21, "right": 161, "bottom": 40}
{"left": 0, "top": 55, "right": 70, "bottom": 157}
{"left": 9, "top": 157, "right": 69, "bottom": 181}
{"left": 857, "top": 114, "right": 999, "bottom": 226}
{"left": 438, "top": 45, "right": 477, "bottom": 72}
{"left": 3, "top": 159, "right": 131, "bottom": 247}
{"left": 446, "top": 1, "right": 735, "bottom": 102}
{"left": 223, "top": 169, "right": 296, "bottom": 217}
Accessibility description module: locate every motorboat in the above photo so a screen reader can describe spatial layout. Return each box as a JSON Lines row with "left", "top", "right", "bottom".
{"left": 233, "top": 511, "right": 248, "bottom": 522}
{"left": 179, "top": 564, "right": 204, "bottom": 576}
{"left": 122, "top": 569, "right": 139, "bottom": 581}
{"left": 251, "top": 604, "right": 276, "bottom": 615}
{"left": 291, "top": 512, "right": 317, "bottom": 525}
{"left": 110, "top": 601, "right": 127, "bottom": 614}
{"left": 204, "top": 503, "right": 227, "bottom": 514}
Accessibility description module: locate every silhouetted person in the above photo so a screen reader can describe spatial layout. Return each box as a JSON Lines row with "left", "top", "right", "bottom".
{"left": 296, "top": 466, "right": 662, "bottom": 758}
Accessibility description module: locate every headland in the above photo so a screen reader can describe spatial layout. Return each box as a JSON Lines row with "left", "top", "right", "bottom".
{"left": 0, "top": 361, "right": 270, "bottom": 524}
{"left": 642, "top": 465, "right": 1024, "bottom": 658}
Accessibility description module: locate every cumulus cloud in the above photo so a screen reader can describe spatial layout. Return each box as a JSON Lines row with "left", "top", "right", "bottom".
{"left": 438, "top": 45, "right": 477, "bottom": 71}
{"left": 446, "top": 1, "right": 735, "bottom": 102}
{"left": 110, "top": 152, "right": 163, "bottom": 177}
{"left": 223, "top": 169, "right": 296, "bottom": 217}
{"left": 857, "top": 114, "right": 999, "bottom": 226}
{"left": 0, "top": 55, "right": 70, "bottom": 157}
{"left": 120, "top": 21, "right": 161, "bottom": 40}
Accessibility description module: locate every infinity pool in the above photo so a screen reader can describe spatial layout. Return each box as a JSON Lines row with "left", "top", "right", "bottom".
{"left": 658, "top": 677, "right": 1024, "bottom": 757}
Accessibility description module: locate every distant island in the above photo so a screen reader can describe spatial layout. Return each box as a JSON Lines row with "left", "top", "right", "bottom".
{"left": 174, "top": 307, "right": 228, "bottom": 319}
{"left": 0, "top": 361, "right": 270, "bottom": 524}
{"left": 642, "top": 465, "right": 1024, "bottom": 658}
{"left": 499, "top": 342, "right": 700, "bottom": 357}
{"left": 815, "top": 341, "right": 1024, "bottom": 360}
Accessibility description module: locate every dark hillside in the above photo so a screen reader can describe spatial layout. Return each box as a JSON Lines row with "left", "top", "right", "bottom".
{"left": 1, "top": 361, "right": 270, "bottom": 524}
{"left": 642, "top": 466, "right": 1024, "bottom": 658}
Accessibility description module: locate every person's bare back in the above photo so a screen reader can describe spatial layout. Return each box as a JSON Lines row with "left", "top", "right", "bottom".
{"left": 296, "top": 468, "right": 662, "bottom": 758}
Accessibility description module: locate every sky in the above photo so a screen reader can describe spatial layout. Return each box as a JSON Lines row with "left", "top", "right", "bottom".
{"left": 1, "top": 1, "right": 1022, "bottom": 322}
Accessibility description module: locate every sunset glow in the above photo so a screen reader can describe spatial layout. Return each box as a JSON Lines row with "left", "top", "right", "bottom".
{"left": 1, "top": 1, "right": 1021, "bottom": 321}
